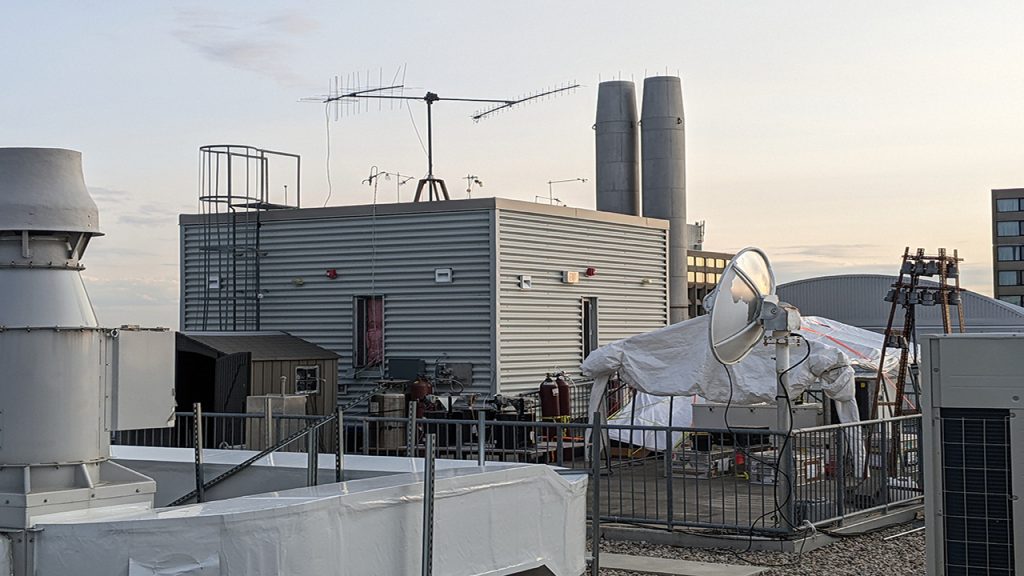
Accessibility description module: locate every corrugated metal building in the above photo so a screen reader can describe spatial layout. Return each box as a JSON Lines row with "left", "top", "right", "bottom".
{"left": 180, "top": 198, "right": 669, "bottom": 406}
{"left": 777, "top": 274, "right": 1024, "bottom": 334}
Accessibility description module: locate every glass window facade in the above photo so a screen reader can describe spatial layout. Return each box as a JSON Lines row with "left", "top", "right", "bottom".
{"left": 997, "top": 198, "right": 1021, "bottom": 212}
{"left": 997, "top": 221, "right": 1021, "bottom": 237}
{"left": 998, "top": 246, "right": 1020, "bottom": 261}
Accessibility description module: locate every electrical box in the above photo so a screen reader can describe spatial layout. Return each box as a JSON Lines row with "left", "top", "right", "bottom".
{"left": 108, "top": 328, "right": 176, "bottom": 431}
{"left": 691, "top": 402, "right": 823, "bottom": 430}
{"left": 562, "top": 271, "right": 580, "bottom": 284}
{"left": 923, "top": 334, "right": 1024, "bottom": 576}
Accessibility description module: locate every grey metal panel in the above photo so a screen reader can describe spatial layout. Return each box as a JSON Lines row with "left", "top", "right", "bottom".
{"left": 183, "top": 209, "right": 495, "bottom": 407}
{"left": 777, "top": 274, "right": 1024, "bottom": 333}
{"left": 495, "top": 209, "right": 668, "bottom": 394}
{"left": 640, "top": 76, "right": 688, "bottom": 323}
{"left": 595, "top": 80, "right": 640, "bottom": 216}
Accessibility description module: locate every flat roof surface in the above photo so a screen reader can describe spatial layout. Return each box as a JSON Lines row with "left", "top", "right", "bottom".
{"left": 180, "top": 196, "right": 669, "bottom": 229}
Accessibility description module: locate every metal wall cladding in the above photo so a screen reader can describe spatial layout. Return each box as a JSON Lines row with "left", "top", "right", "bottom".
{"left": 777, "top": 274, "right": 1024, "bottom": 333}
{"left": 496, "top": 210, "right": 669, "bottom": 394}
{"left": 182, "top": 210, "right": 495, "bottom": 407}
{"left": 0, "top": 330, "right": 107, "bottom": 465}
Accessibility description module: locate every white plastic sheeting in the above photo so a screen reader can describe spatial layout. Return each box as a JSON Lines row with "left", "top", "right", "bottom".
{"left": 603, "top": 315, "right": 907, "bottom": 450}
{"left": 33, "top": 463, "right": 586, "bottom": 576}
{"left": 583, "top": 314, "right": 859, "bottom": 428}
{"left": 607, "top": 394, "right": 696, "bottom": 452}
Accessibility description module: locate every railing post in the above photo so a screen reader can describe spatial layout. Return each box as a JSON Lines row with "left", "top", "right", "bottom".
{"left": 307, "top": 426, "right": 320, "bottom": 487}
{"left": 422, "top": 433, "right": 436, "bottom": 576}
{"left": 408, "top": 401, "right": 418, "bottom": 457}
{"left": 264, "top": 396, "right": 274, "bottom": 448}
{"left": 664, "top": 427, "right": 674, "bottom": 529}
{"left": 477, "top": 410, "right": 486, "bottom": 466}
{"left": 835, "top": 427, "right": 846, "bottom": 521}
{"left": 193, "top": 403, "right": 205, "bottom": 503}
{"left": 590, "top": 411, "right": 602, "bottom": 576}
{"left": 335, "top": 408, "right": 344, "bottom": 483}
{"left": 881, "top": 422, "right": 890, "bottom": 511}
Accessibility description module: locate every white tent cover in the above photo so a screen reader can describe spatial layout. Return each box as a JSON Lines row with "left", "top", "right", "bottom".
{"left": 581, "top": 315, "right": 904, "bottom": 451}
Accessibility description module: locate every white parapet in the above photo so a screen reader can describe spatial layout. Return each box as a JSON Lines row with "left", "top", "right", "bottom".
{"left": 32, "top": 458, "right": 587, "bottom": 576}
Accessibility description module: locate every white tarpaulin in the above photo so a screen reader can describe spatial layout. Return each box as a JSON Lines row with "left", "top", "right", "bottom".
{"left": 604, "top": 316, "right": 905, "bottom": 447}
{"left": 583, "top": 314, "right": 860, "bottom": 424}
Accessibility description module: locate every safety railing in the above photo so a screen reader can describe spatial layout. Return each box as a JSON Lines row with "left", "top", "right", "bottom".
{"left": 113, "top": 410, "right": 922, "bottom": 536}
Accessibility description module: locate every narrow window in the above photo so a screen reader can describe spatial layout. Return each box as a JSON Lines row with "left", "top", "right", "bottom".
{"left": 997, "top": 246, "right": 1018, "bottom": 262}
{"left": 355, "top": 296, "right": 384, "bottom": 368}
{"left": 582, "top": 297, "right": 599, "bottom": 360}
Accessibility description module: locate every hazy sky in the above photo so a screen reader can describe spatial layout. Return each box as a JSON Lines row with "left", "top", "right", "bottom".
{"left": 2, "top": 2, "right": 1022, "bottom": 328}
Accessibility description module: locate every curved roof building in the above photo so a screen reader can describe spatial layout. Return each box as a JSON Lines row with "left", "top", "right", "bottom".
{"left": 777, "top": 274, "right": 1024, "bottom": 334}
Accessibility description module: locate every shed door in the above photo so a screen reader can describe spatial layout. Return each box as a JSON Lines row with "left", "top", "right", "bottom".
{"left": 215, "top": 352, "right": 251, "bottom": 413}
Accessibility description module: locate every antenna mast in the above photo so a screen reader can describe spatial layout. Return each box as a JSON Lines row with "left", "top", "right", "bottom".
{"left": 312, "top": 80, "right": 579, "bottom": 202}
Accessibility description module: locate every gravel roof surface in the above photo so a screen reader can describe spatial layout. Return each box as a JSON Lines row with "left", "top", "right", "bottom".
{"left": 596, "top": 523, "right": 925, "bottom": 576}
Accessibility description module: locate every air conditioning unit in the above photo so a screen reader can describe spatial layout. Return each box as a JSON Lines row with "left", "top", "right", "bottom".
{"left": 923, "top": 333, "right": 1024, "bottom": 576}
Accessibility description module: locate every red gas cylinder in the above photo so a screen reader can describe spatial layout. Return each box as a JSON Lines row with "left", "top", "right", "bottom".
{"left": 555, "top": 373, "right": 571, "bottom": 418}
{"left": 539, "top": 374, "right": 560, "bottom": 419}
{"left": 408, "top": 376, "right": 433, "bottom": 418}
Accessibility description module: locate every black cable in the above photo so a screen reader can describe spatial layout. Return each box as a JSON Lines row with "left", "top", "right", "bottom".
{"left": 718, "top": 332, "right": 814, "bottom": 567}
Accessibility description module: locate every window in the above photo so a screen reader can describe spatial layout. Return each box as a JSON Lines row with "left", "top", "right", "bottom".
{"left": 998, "top": 246, "right": 1021, "bottom": 262}
{"left": 999, "top": 295, "right": 1023, "bottom": 306}
{"left": 355, "top": 296, "right": 384, "bottom": 368}
{"left": 295, "top": 366, "right": 321, "bottom": 394}
{"left": 997, "top": 221, "right": 1021, "bottom": 237}
{"left": 687, "top": 271, "right": 696, "bottom": 282}
{"left": 695, "top": 272, "right": 706, "bottom": 283}
{"left": 998, "top": 271, "right": 1020, "bottom": 286}
{"left": 686, "top": 256, "right": 695, "bottom": 266}
{"left": 694, "top": 257, "right": 706, "bottom": 267}
{"left": 715, "top": 259, "right": 726, "bottom": 269}
{"left": 997, "top": 198, "right": 1021, "bottom": 213}
{"left": 582, "top": 297, "right": 599, "bottom": 360}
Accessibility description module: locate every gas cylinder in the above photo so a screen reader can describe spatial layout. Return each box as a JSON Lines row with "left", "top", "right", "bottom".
{"left": 539, "top": 374, "right": 560, "bottom": 419}
{"left": 408, "top": 375, "right": 433, "bottom": 418}
{"left": 555, "top": 373, "right": 571, "bottom": 418}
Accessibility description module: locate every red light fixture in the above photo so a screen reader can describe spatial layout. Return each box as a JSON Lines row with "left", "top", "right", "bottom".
{"left": 585, "top": 267, "right": 597, "bottom": 277}
{"left": 325, "top": 269, "right": 338, "bottom": 279}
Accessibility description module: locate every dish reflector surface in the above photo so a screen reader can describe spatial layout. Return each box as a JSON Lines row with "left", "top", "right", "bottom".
{"left": 709, "top": 247, "right": 775, "bottom": 365}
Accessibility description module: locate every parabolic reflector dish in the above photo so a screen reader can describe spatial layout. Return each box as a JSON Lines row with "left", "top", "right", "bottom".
{"left": 708, "top": 247, "right": 775, "bottom": 365}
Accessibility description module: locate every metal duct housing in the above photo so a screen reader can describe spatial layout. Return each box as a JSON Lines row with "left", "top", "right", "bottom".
{"left": 641, "top": 76, "right": 687, "bottom": 323}
{"left": 0, "top": 148, "right": 106, "bottom": 466}
{"left": 595, "top": 81, "right": 640, "bottom": 215}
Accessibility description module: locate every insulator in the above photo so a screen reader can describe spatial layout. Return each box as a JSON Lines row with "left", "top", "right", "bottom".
{"left": 884, "top": 288, "right": 898, "bottom": 303}
{"left": 900, "top": 261, "right": 915, "bottom": 275}
{"left": 914, "top": 261, "right": 928, "bottom": 275}
{"left": 946, "top": 263, "right": 959, "bottom": 278}
{"left": 920, "top": 290, "right": 936, "bottom": 306}
{"left": 906, "top": 291, "right": 920, "bottom": 305}
{"left": 948, "top": 291, "right": 962, "bottom": 306}
{"left": 924, "top": 261, "right": 940, "bottom": 276}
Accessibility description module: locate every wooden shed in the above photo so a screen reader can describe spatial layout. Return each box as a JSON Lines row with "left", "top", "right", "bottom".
{"left": 176, "top": 331, "right": 339, "bottom": 417}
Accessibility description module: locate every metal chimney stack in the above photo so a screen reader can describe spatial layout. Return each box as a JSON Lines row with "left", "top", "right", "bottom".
{"left": 640, "top": 76, "right": 688, "bottom": 323}
{"left": 0, "top": 148, "right": 174, "bottom": 529}
{"left": 595, "top": 81, "right": 640, "bottom": 215}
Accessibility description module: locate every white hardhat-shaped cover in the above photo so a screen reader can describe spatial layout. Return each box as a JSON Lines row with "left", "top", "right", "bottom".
{"left": 0, "top": 147, "right": 101, "bottom": 234}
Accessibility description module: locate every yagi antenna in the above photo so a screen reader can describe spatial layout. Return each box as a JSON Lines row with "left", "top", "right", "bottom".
{"left": 471, "top": 82, "right": 579, "bottom": 122}
{"left": 305, "top": 74, "right": 580, "bottom": 203}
